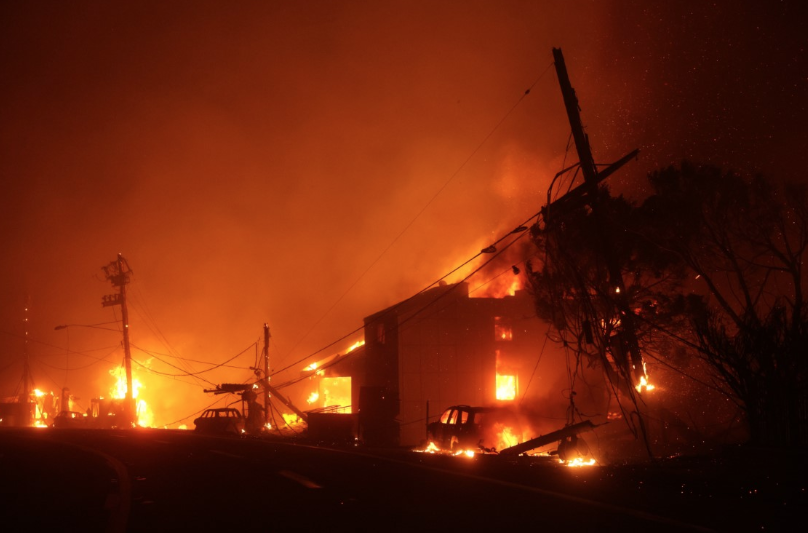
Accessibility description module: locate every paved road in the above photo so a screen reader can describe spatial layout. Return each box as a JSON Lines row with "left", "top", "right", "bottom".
{"left": 0, "top": 428, "right": 801, "bottom": 532}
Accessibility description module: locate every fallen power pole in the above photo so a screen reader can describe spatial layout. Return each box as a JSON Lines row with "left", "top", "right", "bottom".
{"left": 499, "top": 420, "right": 598, "bottom": 456}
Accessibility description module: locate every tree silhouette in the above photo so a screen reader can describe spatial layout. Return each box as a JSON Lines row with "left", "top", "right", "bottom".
{"left": 530, "top": 162, "right": 808, "bottom": 450}
{"left": 640, "top": 162, "right": 808, "bottom": 448}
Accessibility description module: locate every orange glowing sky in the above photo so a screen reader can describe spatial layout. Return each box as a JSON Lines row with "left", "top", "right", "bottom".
{"left": 1, "top": 1, "right": 805, "bottom": 426}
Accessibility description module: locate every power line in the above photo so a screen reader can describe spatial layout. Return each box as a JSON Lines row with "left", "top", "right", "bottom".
{"left": 271, "top": 209, "right": 541, "bottom": 379}
{"left": 129, "top": 343, "right": 217, "bottom": 387}
{"left": 274, "top": 62, "right": 555, "bottom": 371}
{"left": 131, "top": 341, "right": 257, "bottom": 382}
{"left": 271, "top": 219, "right": 538, "bottom": 390}
{"left": 130, "top": 344, "right": 258, "bottom": 371}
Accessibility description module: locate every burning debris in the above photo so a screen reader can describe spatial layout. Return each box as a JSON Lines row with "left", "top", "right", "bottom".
{"left": 419, "top": 404, "right": 600, "bottom": 465}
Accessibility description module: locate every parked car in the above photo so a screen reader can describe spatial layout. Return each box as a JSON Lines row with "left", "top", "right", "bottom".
{"left": 193, "top": 408, "right": 245, "bottom": 435}
{"left": 427, "top": 405, "right": 515, "bottom": 451}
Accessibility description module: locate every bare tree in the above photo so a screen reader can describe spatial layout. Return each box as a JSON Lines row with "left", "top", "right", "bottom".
{"left": 530, "top": 162, "right": 808, "bottom": 449}
{"left": 641, "top": 162, "right": 808, "bottom": 448}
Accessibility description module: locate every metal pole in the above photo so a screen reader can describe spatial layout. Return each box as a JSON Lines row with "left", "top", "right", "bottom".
{"left": 263, "top": 323, "right": 270, "bottom": 426}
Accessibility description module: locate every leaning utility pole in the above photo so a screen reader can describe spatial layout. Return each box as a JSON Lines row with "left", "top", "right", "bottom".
{"left": 263, "top": 323, "right": 271, "bottom": 426}
{"left": 546, "top": 48, "right": 652, "bottom": 456}
{"left": 548, "top": 48, "right": 644, "bottom": 385}
{"left": 102, "top": 253, "right": 135, "bottom": 427}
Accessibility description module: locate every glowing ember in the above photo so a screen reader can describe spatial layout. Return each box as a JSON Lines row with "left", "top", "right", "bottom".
{"left": 496, "top": 374, "right": 516, "bottom": 401}
{"left": 563, "top": 457, "right": 597, "bottom": 467}
{"left": 306, "top": 392, "right": 320, "bottom": 404}
{"left": 453, "top": 449, "right": 475, "bottom": 458}
{"left": 304, "top": 362, "right": 318, "bottom": 371}
{"left": 635, "top": 374, "right": 655, "bottom": 392}
{"left": 635, "top": 362, "right": 656, "bottom": 392}
{"left": 415, "top": 441, "right": 474, "bottom": 457}
{"left": 494, "top": 320, "right": 513, "bottom": 340}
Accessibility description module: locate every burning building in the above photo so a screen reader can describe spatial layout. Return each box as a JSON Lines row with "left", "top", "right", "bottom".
{"left": 314, "top": 280, "right": 601, "bottom": 448}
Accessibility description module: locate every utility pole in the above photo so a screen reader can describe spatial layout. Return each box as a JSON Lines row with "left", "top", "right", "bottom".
{"left": 548, "top": 48, "right": 644, "bottom": 386}
{"left": 19, "top": 301, "right": 33, "bottom": 426}
{"left": 263, "top": 323, "right": 271, "bottom": 426}
{"left": 546, "top": 48, "right": 652, "bottom": 457}
{"left": 102, "top": 253, "right": 135, "bottom": 427}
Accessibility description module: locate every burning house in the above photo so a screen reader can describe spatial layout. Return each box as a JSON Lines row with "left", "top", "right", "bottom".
{"left": 311, "top": 280, "right": 606, "bottom": 449}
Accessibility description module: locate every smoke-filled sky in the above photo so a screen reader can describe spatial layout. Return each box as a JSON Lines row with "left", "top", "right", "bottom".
{"left": 1, "top": 1, "right": 805, "bottom": 426}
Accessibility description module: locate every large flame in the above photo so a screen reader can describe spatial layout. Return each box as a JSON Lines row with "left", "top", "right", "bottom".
{"left": 494, "top": 424, "right": 523, "bottom": 451}
{"left": 496, "top": 374, "right": 517, "bottom": 401}
{"left": 321, "top": 377, "right": 351, "bottom": 413}
{"left": 473, "top": 273, "right": 523, "bottom": 299}
{"left": 109, "top": 366, "right": 153, "bottom": 427}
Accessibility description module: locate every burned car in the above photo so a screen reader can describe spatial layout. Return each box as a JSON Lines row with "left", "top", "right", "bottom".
{"left": 193, "top": 407, "right": 245, "bottom": 435}
{"left": 427, "top": 405, "right": 515, "bottom": 452}
{"left": 427, "top": 404, "right": 598, "bottom": 458}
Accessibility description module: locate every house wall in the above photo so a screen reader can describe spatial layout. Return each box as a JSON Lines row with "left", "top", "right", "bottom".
{"left": 361, "top": 282, "right": 576, "bottom": 447}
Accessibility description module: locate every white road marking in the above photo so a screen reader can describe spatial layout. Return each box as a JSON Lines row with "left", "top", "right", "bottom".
{"left": 278, "top": 470, "right": 323, "bottom": 489}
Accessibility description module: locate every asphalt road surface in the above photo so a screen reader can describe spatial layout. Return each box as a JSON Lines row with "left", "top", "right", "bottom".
{"left": 0, "top": 428, "right": 802, "bottom": 532}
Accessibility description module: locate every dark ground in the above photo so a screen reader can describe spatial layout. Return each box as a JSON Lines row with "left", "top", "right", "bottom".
{"left": 0, "top": 428, "right": 805, "bottom": 532}
{"left": 376, "top": 443, "right": 807, "bottom": 532}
